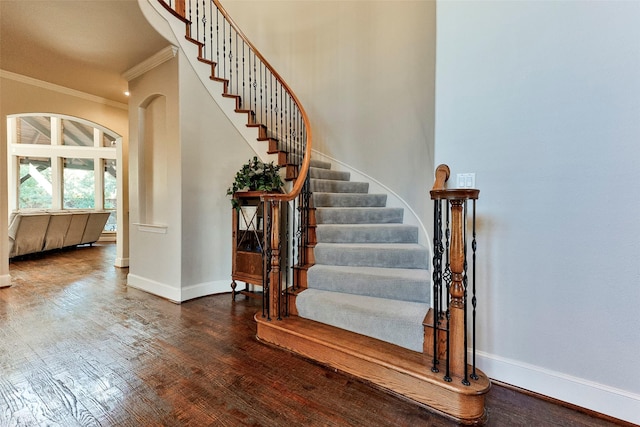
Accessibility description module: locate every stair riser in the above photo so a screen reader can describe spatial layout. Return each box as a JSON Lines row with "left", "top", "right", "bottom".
{"left": 316, "top": 208, "right": 404, "bottom": 224}
{"left": 313, "top": 193, "right": 387, "bottom": 207}
{"left": 307, "top": 268, "right": 429, "bottom": 303}
{"left": 309, "top": 168, "right": 351, "bottom": 181}
{"left": 311, "top": 180, "right": 369, "bottom": 193}
{"left": 316, "top": 225, "right": 418, "bottom": 244}
{"left": 296, "top": 289, "right": 429, "bottom": 352}
{"left": 314, "top": 246, "right": 429, "bottom": 269}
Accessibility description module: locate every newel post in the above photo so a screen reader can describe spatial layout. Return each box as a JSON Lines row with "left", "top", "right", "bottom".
{"left": 430, "top": 164, "right": 479, "bottom": 383}
{"left": 448, "top": 198, "right": 466, "bottom": 379}
{"left": 267, "top": 199, "right": 282, "bottom": 320}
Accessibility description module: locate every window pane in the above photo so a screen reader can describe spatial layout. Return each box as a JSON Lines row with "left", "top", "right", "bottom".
{"left": 63, "top": 158, "right": 95, "bottom": 209}
{"left": 17, "top": 117, "right": 51, "bottom": 145}
{"left": 102, "top": 133, "right": 116, "bottom": 147}
{"left": 104, "top": 159, "right": 117, "bottom": 209}
{"left": 62, "top": 119, "right": 94, "bottom": 146}
{"left": 18, "top": 157, "right": 52, "bottom": 208}
{"left": 104, "top": 159, "right": 117, "bottom": 232}
{"left": 104, "top": 211, "right": 117, "bottom": 232}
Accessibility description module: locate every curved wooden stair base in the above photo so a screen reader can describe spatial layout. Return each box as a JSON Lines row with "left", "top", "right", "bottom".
{"left": 255, "top": 314, "right": 490, "bottom": 425}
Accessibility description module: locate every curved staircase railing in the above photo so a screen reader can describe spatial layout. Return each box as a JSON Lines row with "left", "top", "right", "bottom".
{"left": 158, "top": 0, "right": 312, "bottom": 319}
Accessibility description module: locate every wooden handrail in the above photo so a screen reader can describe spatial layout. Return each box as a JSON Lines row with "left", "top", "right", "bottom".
{"left": 211, "top": 0, "right": 312, "bottom": 203}
{"left": 158, "top": 0, "right": 312, "bottom": 204}
{"left": 158, "top": 0, "right": 313, "bottom": 320}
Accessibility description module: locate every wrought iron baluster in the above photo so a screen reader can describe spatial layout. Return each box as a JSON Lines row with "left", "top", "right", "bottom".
{"left": 471, "top": 199, "right": 479, "bottom": 381}
{"left": 443, "top": 201, "right": 452, "bottom": 383}
{"left": 431, "top": 199, "right": 443, "bottom": 373}
{"left": 462, "top": 200, "right": 470, "bottom": 386}
{"left": 201, "top": 0, "right": 206, "bottom": 56}
{"left": 263, "top": 200, "right": 272, "bottom": 321}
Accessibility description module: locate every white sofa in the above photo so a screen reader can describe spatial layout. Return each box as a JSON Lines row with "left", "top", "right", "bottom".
{"left": 8, "top": 210, "right": 110, "bottom": 258}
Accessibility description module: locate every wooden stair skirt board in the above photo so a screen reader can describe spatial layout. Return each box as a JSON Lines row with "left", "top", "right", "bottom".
{"left": 255, "top": 314, "right": 490, "bottom": 425}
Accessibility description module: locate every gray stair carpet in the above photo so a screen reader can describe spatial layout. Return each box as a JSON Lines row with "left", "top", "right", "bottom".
{"left": 296, "top": 163, "right": 431, "bottom": 353}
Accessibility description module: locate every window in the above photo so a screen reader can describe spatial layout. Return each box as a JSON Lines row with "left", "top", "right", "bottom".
{"left": 8, "top": 115, "right": 120, "bottom": 233}
{"left": 18, "top": 157, "right": 52, "bottom": 209}
{"left": 63, "top": 158, "right": 95, "bottom": 209}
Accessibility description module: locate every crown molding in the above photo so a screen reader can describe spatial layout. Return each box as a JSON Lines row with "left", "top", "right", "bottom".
{"left": 0, "top": 70, "right": 128, "bottom": 110}
{"left": 122, "top": 45, "right": 178, "bottom": 82}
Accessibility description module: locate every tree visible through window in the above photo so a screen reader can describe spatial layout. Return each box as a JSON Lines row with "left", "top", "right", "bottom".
{"left": 9, "top": 115, "right": 119, "bottom": 233}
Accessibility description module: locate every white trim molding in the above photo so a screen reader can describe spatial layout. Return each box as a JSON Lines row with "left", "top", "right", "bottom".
{"left": 127, "top": 273, "right": 180, "bottom": 303}
{"left": 476, "top": 351, "right": 640, "bottom": 425}
{"left": 127, "top": 274, "right": 230, "bottom": 303}
{"left": 0, "top": 274, "right": 11, "bottom": 288}
{"left": 0, "top": 70, "right": 128, "bottom": 110}
{"left": 122, "top": 45, "right": 178, "bottom": 82}
{"left": 181, "top": 280, "right": 231, "bottom": 302}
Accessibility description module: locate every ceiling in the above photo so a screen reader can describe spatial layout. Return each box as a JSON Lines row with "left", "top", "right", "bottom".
{"left": 0, "top": 0, "right": 171, "bottom": 104}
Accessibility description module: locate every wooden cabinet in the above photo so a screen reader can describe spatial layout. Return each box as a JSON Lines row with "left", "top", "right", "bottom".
{"left": 231, "top": 192, "right": 266, "bottom": 300}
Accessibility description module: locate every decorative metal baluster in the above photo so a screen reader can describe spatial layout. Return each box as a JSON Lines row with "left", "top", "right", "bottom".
{"left": 443, "top": 201, "right": 452, "bottom": 383}
{"left": 269, "top": 74, "right": 273, "bottom": 137}
{"left": 195, "top": 0, "right": 200, "bottom": 40}
{"left": 431, "top": 199, "right": 443, "bottom": 373}
{"left": 208, "top": 1, "right": 213, "bottom": 62}
{"left": 222, "top": 18, "right": 226, "bottom": 80}
{"left": 201, "top": 0, "right": 206, "bottom": 56}
{"left": 253, "top": 53, "right": 257, "bottom": 120}
{"left": 241, "top": 41, "right": 246, "bottom": 109}
{"left": 462, "top": 200, "right": 470, "bottom": 386}
{"left": 235, "top": 33, "right": 239, "bottom": 95}
{"left": 228, "top": 25, "right": 233, "bottom": 91}
{"left": 215, "top": 9, "right": 220, "bottom": 73}
{"left": 471, "top": 199, "right": 479, "bottom": 381}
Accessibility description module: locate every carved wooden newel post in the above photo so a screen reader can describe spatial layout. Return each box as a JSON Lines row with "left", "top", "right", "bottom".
{"left": 267, "top": 200, "right": 282, "bottom": 320}
{"left": 448, "top": 198, "right": 466, "bottom": 378}
{"left": 430, "top": 164, "right": 480, "bottom": 382}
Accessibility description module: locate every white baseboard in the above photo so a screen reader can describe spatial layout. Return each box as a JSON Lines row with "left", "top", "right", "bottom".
{"left": 181, "top": 279, "right": 231, "bottom": 302}
{"left": 127, "top": 274, "right": 231, "bottom": 303}
{"left": 127, "top": 273, "right": 181, "bottom": 303}
{"left": 0, "top": 274, "right": 11, "bottom": 288}
{"left": 114, "top": 257, "right": 129, "bottom": 268}
{"left": 476, "top": 351, "right": 640, "bottom": 425}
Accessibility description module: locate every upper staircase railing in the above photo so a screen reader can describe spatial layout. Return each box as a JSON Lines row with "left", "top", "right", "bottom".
{"left": 158, "top": 0, "right": 312, "bottom": 319}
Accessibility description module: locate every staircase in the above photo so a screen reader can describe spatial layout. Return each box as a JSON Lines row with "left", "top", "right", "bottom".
{"left": 297, "top": 160, "right": 431, "bottom": 353}
{"left": 154, "top": 0, "right": 490, "bottom": 424}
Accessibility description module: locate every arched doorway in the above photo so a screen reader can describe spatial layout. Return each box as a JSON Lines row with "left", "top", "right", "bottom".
{"left": 6, "top": 113, "right": 127, "bottom": 266}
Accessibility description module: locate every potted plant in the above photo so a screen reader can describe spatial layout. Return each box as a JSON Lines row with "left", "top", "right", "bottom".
{"left": 226, "top": 156, "right": 284, "bottom": 211}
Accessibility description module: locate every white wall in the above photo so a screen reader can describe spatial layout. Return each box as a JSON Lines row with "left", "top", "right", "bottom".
{"left": 223, "top": 0, "right": 437, "bottom": 227}
{"left": 127, "top": 44, "right": 254, "bottom": 302}
{"left": 127, "top": 54, "right": 183, "bottom": 300}
{"left": 178, "top": 51, "right": 256, "bottom": 298}
{"left": 435, "top": 1, "right": 640, "bottom": 423}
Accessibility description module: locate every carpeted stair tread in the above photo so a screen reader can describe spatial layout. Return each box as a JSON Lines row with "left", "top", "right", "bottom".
{"left": 316, "top": 224, "right": 418, "bottom": 243}
{"left": 307, "top": 264, "right": 430, "bottom": 303}
{"left": 313, "top": 192, "right": 387, "bottom": 207}
{"left": 296, "top": 288, "right": 429, "bottom": 352}
{"left": 310, "top": 179, "right": 369, "bottom": 194}
{"left": 309, "top": 167, "right": 350, "bottom": 181}
{"left": 315, "top": 207, "right": 404, "bottom": 224}
{"left": 314, "top": 242, "right": 429, "bottom": 269}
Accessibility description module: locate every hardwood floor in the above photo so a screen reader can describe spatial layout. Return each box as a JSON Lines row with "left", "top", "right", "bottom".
{"left": 0, "top": 244, "right": 628, "bottom": 426}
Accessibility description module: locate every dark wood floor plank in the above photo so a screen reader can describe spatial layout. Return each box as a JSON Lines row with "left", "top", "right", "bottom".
{"left": 0, "top": 244, "right": 628, "bottom": 426}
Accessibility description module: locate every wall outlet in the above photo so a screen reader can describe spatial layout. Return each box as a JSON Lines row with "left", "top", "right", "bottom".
{"left": 456, "top": 173, "right": 476, "bottom": 188}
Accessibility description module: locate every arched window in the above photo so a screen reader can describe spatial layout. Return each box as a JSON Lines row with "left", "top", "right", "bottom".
{"left": 7, "top": 114, "right": 121, "bottom": 233}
